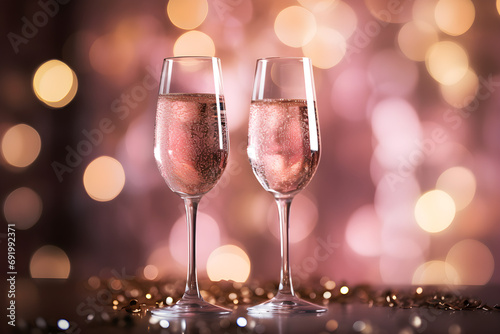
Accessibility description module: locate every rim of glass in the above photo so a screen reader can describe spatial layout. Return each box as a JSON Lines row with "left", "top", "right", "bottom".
{"left": 256, "top": 56, "right": 311, "bottom": 62}
{"left": 163, "top": 56, "right": 219, "bottom": 61}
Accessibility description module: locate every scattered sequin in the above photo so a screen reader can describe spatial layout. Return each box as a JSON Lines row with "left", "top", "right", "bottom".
{"left": 57, "top": 319, "right": 70, "bottom": 330}
{"left": 17, "top": 276, "right": 499, "bottom": 333}
{"left": 236, "top": 317, "right": 248, "bottom": 327}
{"left": 159, "top": 319, "right": 170, "bottom": 328}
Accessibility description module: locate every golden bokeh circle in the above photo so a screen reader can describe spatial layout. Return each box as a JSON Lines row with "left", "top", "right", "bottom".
{"left": 435, "top": 0, "right": 475, "bottom": 36}
{"left": 33, "top": 59, "right": 78, "bottom": 108}
{"left": 83, "top": 156, "right": 126, "bottom": 202}
{"left": 415, "top": 189, "right": 456, "bottom": 233}
{"left": 30, "top": 245, "right": 71, "bottom": 279}
{"left": 274, "top": 6, "right": 317, "bottom": 48}
{"left": 3, "top": 187, "right": 43, "bottom": 230}
{"left": 1, "top": 124, "right": 41, "bottom": 168}
{"left": 173, "top": 31, "right": 216, "bottom": 57}
{"left": 425, "top": 41, "right": 469, "bottom": 85}
{"left": 167, "top": 0, "right": 208, "bottom": 30}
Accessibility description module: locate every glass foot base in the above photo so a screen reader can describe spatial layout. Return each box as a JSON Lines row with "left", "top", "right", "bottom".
{"left": 151, "top": 298, "right": 232, "bottom": 317}
{"left": 247, "top": 294, "right": 327, "bottom": 314}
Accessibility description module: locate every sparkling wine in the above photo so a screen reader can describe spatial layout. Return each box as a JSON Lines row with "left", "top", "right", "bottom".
{"left": 155, "top": 93, "right": 228, "bottom": 196}
{"left": 247, "top": 99, "right": 320, "bottom": 195}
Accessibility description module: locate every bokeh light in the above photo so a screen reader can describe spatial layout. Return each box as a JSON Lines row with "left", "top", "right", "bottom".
{"left": 425, "top": 41, "right": 469, "bottom": 85}
{"left": 30, "top": 245, "right": 71, "bottom": 279}
{"left": 3, "top": 187, "right": 42, "bottom": 230}
{"left": 436, "top": 166, "right": 476, "bottom": 210}
{"left": 33, "top": 59, "right": 78, "bottom": 108}
{"left": 143, "top": 264, "right": 159, "bottom": 280}
{"left": 302, "top": 27, "right": 346, "bottom": 69}
{"left": 345, "top": 205, "right": 382, "bottom": 257}
{"left": 1, "top": 124, "right": 41, "bottom": 168}
{"left": 398, "top": 21, "right": 439, "bottom": 62}
{"left": 439, "top": 68, "right": 479, "bottom": 108}
{"left": 87, "top": 276, "right": 101, "bottom": 289}
{"left": 323, "top": 279, "right": 336, "bottom": 290}
{"left": 57, "top": 319, "right": 70, "bottom": 330}
{"left": 446, "top": 239, "right": 494, "bottom": 285}
{"left": 371, "top": 98, "right": 422, "bottom": 168}
{"left": 169, "top": 212, "right": 221, "bottom": 270}
{"left": 274, "top": 6, "right": 317, "bottom": 48}
{"left": 434, "top": 0, "right": 475, "bottom": 36}
{"left": 497, "top": 0, "right": 500, "bottom": 15}
{"left": 412, "top": 260, "right": 459, "bottom": 285}
{"left": 206, "top": 245, "right": 251, "bottom": 282}
{"left": 159, "top": 320, "right": 170, "bottom": 329}
{"left": 236, "top": 317, "right": 247, "bottom": 327}
{"left": 173, "top": 31, "right": 215, "bottom": 56}
{"left": 414, "top": 190, "right": 456, "bottom": 233}
{"left": 167, "top": 0, "right": 208, "bottom": 30}
{"left": 83, "top": 156, "right": 126, "bottom": 202}
{"left": 325, "top": 319, "right": 339, "bottom": 332}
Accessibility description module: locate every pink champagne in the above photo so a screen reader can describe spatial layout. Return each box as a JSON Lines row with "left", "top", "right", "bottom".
{"left": 248, "top": 99, "right": 320, "bottom": 195}
{"left": 155, "top": 93, "right": 228, "bottom": 196}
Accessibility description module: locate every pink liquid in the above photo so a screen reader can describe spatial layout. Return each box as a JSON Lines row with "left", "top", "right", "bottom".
{"left": 155, "top": 93, "right": 229, "bottom": 196}
{"left": 248, "top": 99, "right": 320, "bottom": 195}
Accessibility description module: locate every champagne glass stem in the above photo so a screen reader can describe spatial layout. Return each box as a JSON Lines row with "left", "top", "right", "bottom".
{"left": 183, "top": 196, "right": 202, "bottom": 300}
{"left": 276, "top": 197, "right": 295, "bottom": 297}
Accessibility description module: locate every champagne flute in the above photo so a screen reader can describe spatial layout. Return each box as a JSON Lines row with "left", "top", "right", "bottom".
{"left": 153, "top": 56, "right": 231, "bottom": 316}
{"left": 247, "top": 57, "right": 326, "bottom": 314}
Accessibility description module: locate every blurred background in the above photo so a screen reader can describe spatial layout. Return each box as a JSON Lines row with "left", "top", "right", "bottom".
{"left": 1, "top": 0, "right": 500, "bottom": 292}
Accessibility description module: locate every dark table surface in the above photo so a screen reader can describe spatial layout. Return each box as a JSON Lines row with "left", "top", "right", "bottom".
{"left": 8, "top": 279, "right": 500, "bottom": 334}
